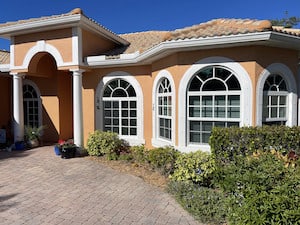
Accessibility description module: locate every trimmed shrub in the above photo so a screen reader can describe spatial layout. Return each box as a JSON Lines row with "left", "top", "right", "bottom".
{"left": 170, "top": 150, "right": 215, "bottom": 186}
{"left": 210, "top": 126, "right": 300, "bottom": 166}
{"left": 146, "top": 146, "right": 180, "bottom": 176}
{"left": 168, "top": 181, "right": 227, "bottom": 225}
{"left": 217, "top": 152, "right": 300, "bottom": 225}
{"left": 86, "top": 130, "right": 122, "bottom": 159}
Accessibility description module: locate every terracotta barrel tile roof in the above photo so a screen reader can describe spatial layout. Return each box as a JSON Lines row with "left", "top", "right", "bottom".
{"left": 272, "top": 26, "right": 300, "bottom": 36}
{"left": 165, "top": 19, "right": 273, "bottom": 41}
{"left": 121, "top": 31, "right": 169, "bottom": 53}
{"left": 109, "top": 18, "right": 275, "bottom": 55}
{"left": 0, "top": 50, "right": 9, "bottom": 64}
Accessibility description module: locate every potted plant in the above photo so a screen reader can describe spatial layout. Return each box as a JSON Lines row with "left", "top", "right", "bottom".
{"left": 24, "top": 125, "right": 46, "bottom": 148}
{"left": 58, "top": 139, "right": 77, "bottom": 159}
{"left": 54, "top": 140, "right": 64, "bottom": 156}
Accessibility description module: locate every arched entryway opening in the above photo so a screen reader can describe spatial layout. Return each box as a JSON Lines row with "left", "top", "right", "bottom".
{"left": 25, "top": 52, "right": 73, "bottom": 144}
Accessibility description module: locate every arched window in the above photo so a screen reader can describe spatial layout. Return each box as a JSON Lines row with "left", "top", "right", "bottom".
{"left": 152, "top": 70, "right": 175, "bottom": 147}
{"left": 102, "top": 78, "right": 137, "bottom": 136}
{"left": 262, "top": 74, "right": 288, "bottom": 125}
{"left": 23, "top": 83, "right": 41, "bottom": 128}
{"left": 256, "top": 63, "right": 297, "bottom": 127}
{"left": 157, "top": 78, "right": 172, "bottom": 140}
{"left": 187, "top": 66, "right": 241, "bottom": 144}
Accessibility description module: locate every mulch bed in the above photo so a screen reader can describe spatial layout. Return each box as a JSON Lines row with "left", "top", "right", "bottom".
{"left": 89, "top": 156, "right": 169, "bottom": 189}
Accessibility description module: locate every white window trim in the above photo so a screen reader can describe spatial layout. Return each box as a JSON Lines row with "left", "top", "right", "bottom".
{"left": 23, "top": 79, "right": 42, "bottom": 127}
{"left": 96, "top": 71, "right": 145, "bottom": 146}
{"left": 256, "top": 63, "right": 297, "bottom": 127}
{"left": 178, "top": 56, "right": 252, "bottom": 152}
{"left": 151, "top": 70, "right": 176, "bottom": 147}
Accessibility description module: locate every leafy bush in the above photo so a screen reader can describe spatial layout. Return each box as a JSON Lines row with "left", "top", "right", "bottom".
{"left": 130, "top": 145, "right": 148, "bottom": 164}
{"left": 168, "top": 181, "right": 227, "bottom": 225}
{"left": 86, "top": 130, "right": 122, "bottom": 159}
{"left": 170, "top": 150, "right": 215, "bottom": 186}
{"left": 210, "top": 126, "right": 300, "bottom": 166}
{"left": 146, "top": 146, "right": 180, "bottom": 176}
{"left": 216, "top": 151, "right": 300, "bottom": 225}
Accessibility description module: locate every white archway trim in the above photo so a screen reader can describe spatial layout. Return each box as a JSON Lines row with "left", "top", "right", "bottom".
{"left": 12, "top": 40, "right": 74, "bottom": 70}
{"left": 256, "top": 63, "right": 297, "bottom": 126}
{"left": 96, "top": 71, "right": 145, "bottom": 146}
{"left": 24, "top": 41, "right": 64, "bottom": 68}
{"left": 151, "top": 70, "right": 176, "bottom": 147}
{"left": 23, "top": 79, "right": 43, "bottom": 127}
{"left": 178, "top": 56, "right": 252, "bottom": 152}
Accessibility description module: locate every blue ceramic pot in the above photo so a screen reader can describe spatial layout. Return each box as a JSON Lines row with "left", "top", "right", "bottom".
{"left": 54, "top": 146, "right": 61, "bottom": 156}
{"left": 15, "top": 141, "right": 25, "bottom": 151}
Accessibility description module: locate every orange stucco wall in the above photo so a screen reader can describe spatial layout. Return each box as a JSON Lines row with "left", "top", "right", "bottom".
{"left": 81, "top": 46, "right": 298, "bottom": 148}
{"left": 81, "top": 29, "right": 118, "bottom": 58}
{"left": 14, "top": 28, "right": 73, "bottom": 67}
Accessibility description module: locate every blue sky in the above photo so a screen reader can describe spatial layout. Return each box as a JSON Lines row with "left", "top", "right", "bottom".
{"left": 0, "top": 0, "right": 299, "bottom": 50}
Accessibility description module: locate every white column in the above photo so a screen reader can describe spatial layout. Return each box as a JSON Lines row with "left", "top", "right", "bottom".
{"left": 71, "top": 69, "right": 84, "bottom": 148}
{"left": 11, "top": 73, "right": 24, "bottom": 142}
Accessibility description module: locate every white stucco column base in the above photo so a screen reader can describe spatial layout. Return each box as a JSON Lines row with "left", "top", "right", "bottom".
{"left": 71, "top": 69, "right": 84, "bottom": 148}
{"left": 11, "top": 73, "right": 24, "bottom": 142}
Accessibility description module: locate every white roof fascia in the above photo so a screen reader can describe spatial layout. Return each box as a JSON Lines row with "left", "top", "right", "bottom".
{"left": 0, "top": 64, "right": 10, "bottom": 72}
{"left": 268, "top": 32, "right": 300, "bottom": 50}
{"left": 86, "top": 32, "right": 273, "bottom": 67}
{"left": 0, "top": 14, "right": 82, "bottom": 38}
{"left": 0, "top": 14, "right": 129, "bottom": 46}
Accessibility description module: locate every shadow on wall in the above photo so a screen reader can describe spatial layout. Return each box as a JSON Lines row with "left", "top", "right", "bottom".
{"left": 42, "top": 105, "right": 59, "bottom": 144}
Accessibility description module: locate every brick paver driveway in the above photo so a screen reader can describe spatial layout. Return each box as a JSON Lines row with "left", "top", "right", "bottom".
{"left": 0, "top": 146, "right": 201, "bottom": 225}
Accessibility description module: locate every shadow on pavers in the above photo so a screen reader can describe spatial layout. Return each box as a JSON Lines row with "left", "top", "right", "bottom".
{"left": 0, "top": 192, "right": 19, "bottom": 212}
{"left": 0, "top": 149, "right": 32, "bottom": 160}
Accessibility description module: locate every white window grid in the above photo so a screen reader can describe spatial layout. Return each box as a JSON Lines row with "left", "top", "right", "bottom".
{"left": 263, "top": 91, "right": 288, "bottom": 123}
{"left": 157, "top": 94, "right": 172, "bottom": 140}
{"left": 187, "top": 91, "right": 241, "bottom": 144}
{"left": 157, "top": 78, "right": 172, "bottom": 141}
{"left": 262, "top": 74, "right": 288, "bottom": 124}
{"left": 102, "top": 78, "right": 137, "bottom": 136}
{"left": 103, "top": 97, "right": 137, "bottom": 136}
{"left": 23, "top": 85, "right": 39, "bottom": 128}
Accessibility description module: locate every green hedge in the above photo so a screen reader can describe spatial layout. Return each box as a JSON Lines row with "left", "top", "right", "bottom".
{"left": 217, "top": 152, "right": 300, "bottom": 225}
{"left": 210, "top": 126, "right": 300, "bottom": 165}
